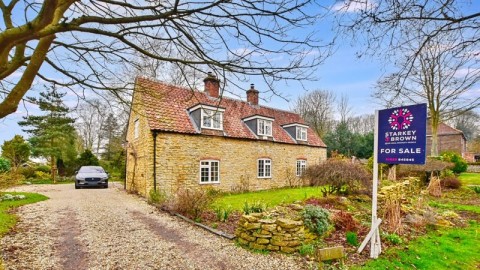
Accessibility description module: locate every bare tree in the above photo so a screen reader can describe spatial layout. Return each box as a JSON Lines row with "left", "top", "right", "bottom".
{"left": 73, "top": 99, "right": 108, "bottom": 155}
{"left": 338, "top": 94, "right": 352, "bottom": 124}
{"left": 347, "top": 114, "right": 375, "bottom": 135}
{"left": 0, "top": 0, "right": 331, "bottom": 119}
{"left": 448, "top": 111, "right": 480, "bottom": 141}
{"left": 333, "top": 0, "right": 480, "bottom": 72}
{"left": 293, "top": 90, "right": 336, "bottom": 137}
{"left": 374, "top": 31, "right": 480, "bottom": 156}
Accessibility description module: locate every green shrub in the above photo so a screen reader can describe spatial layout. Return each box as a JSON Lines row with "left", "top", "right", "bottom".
{"left": 470, "top": 186, "right": 480, "bottom": 194}
{"left": 33, "top": 171, "right": 50, "bottom": 180}
{"left": 77, "top": 149, "right": 100, "bottom": 167}
{"left": 346, "top": 231, "right": 359, "bottom": 246}
{"left": 242, "top": 201, "right": 266, "bottom": 214}
{"left": 148, "top": 188, "right": 166, "bottom": 204}
{"left": 0, "top": 172, "right": 25, "bottom": 190}
{"left": 302, "top": 205, "right": 331, "bottom": 236}
{"left": 299, "top": 243, "right": 315, "bottom": 256}
{"left": 440, "top": 152, "right": 468, "bottom": 174}
{"left": 383, "top": 233, "right": 403, "bottom": 245}
{"left": 0, "top": 157, "right": 11, "bottom": 173}
{"left": 18, "top": 166, "right": 36, "bottom": 179}
{"left": 35, "top": 165, "right": 51, "bottom": 173}
{"left": 214, "top": 206, "right": 233, "bottom": 222}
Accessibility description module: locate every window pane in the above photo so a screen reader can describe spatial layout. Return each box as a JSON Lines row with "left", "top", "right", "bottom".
{"left": 266, "top": 123, "right": 271, "bottom": 136}
{"left": 213, "top": 113, "right": 221, "bottom": 129}
{"left": 211, "top": 161, "right": 219, "bottom": 182}
{"left": 201, "top": 167, "right": 209, "bottom": 182}
{"left": 265, "top": 162, "right": 271, "bottom": 177}
{"left": 258, "top": 160, "right": 264, "bottom": 177}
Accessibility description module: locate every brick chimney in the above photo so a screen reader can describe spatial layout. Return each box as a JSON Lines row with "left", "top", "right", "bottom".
{"left": 247, "top": 84, "right": 259, "bottom": 105}
{"left": 203, "top": 72, "right": 220, "bottom": 98}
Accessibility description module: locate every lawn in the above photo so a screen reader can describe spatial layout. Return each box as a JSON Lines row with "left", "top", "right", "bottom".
{"left": 211, "top": 186, "right": 326, "bottom": 211}
{"left": 0, "top": 192, "right": 49, "bottom": 236}
{"left": 458, "top": 172, "right": 480, "bottom": 185}
{"left": 355, "top": 220, "right": 480, "bottom": 270}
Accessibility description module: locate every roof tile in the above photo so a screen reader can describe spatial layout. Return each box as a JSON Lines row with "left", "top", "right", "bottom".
{"left": 136, "top": 77, "right": 326, "bottom": 147}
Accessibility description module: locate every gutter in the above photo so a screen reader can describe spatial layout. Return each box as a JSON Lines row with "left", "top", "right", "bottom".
{"left": 153, "top": 131, "right": 158, "bottom": 191}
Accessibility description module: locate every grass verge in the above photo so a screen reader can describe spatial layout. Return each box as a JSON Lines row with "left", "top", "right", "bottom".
{"left": 458, "top": 173, "right": 480, "bottom": 185}
{"left": 211, "top": 186, "right": 325, "bottom": 211}
{"left": 0, "top": 192, "right": 49, "bottom": 236}
{"left": 354, "top": 220, "right": 480, "bottom": 269}
{"left": 429, "top": 201, "right": 480, "bottom": 214}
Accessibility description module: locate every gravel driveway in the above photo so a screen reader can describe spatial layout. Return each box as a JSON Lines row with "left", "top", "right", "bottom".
{"left": 1, "top": 183, "right": 308, "bottom": 270}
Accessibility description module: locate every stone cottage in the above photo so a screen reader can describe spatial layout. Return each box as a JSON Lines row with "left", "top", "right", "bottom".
{"left": 125, "top": 74, "right": 327, "bottom": 197}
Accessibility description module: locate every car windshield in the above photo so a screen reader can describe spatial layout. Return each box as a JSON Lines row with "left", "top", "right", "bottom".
{"left": 79, "top": 167, "right": 104, "bottom": 173}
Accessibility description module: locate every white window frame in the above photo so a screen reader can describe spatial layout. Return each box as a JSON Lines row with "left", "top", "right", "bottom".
{"left": 201, "top": 109, "right": 223, "bottom": 130}
{"left": 199, "top": 160, "right": 220, "bottom": 184}
{"left": 134, "top": 119, "right": 139, "bottom": 139}
{"left": 296, "top": 126, "right": 307, "bottom": 141}
{"left": 257, "top": 158, "right": 272, "bottom": 178}
{"left": 257, "top": 119, "right": 273, "bottom": 136}
{"left": 296, "top": 160, "right": 307, "bottom": 176}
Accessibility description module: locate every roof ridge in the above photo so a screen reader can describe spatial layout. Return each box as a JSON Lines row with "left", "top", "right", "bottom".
{"left": 136, "top": 76, "right": 299, "bottom": 116}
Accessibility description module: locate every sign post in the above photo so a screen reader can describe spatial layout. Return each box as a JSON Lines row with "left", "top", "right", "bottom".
{"left": 358, "top": 103, "right": 427, "bottom": 258}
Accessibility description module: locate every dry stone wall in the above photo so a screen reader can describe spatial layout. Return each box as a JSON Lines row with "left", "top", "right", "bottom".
{"left": 235, "top": 206, "right": 317, "bottom": 253}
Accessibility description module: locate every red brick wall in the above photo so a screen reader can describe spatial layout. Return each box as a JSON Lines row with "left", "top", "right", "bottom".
{"left": 426, "top": 134, "right": 466, "bottom": 156}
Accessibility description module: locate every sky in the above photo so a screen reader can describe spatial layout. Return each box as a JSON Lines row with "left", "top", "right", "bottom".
{"left": 1, "top": 41, "right": 381, "bottom": 147}
{"left": 1, "top": 1, "right": 478, "bottom": 149}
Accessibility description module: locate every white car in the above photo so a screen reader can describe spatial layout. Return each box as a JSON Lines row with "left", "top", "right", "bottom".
{"left": 75, "top": 166, "right": 109, "bottom": 189}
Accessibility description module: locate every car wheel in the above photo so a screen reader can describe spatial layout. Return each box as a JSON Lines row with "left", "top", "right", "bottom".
{"left": 75, "top": 185, "right": 79, "bottom": 189}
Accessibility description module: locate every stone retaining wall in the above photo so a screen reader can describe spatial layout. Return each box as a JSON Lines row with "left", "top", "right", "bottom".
{"left": 235, "top": 210, "right": 317, "bottom": 253}
{"left": 467, "top": 165, "right": 480, "bottom": 173}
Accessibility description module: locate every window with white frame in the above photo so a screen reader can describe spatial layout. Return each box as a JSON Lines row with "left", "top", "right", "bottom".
{"left": 201, "top": 109, "right": 223, "bottom": 130}
{"left": 296, "top": 160, "right": 307, "bottom": 176}
{"left": 200, "top": 160, "right": 220, "bottom": 183}
{"left": 258, "top": 159, "right": 272, "bottom": 178}
{"left": 258, "top": 119, "right": 272, "bottom": 136}
{"left": 134, "top": 119, "right": 139, "bottom": 139}
{"left": 296, "top": 126, "right": 307, "bottom": 141}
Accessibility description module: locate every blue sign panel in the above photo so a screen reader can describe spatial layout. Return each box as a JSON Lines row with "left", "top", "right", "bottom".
{"left": 377, "top": 104, "right": 427, "bottom": 164}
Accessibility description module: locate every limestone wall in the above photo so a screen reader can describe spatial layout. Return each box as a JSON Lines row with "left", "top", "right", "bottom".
{"left": 235, "top": 211, "right": 316, "bottom": 253}
{"left": 152, "top": 133, "right": 326, "bottom": 196}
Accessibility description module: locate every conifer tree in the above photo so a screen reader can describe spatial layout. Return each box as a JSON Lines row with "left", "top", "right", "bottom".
{"left": 18, "top": 86, "right": 76, "bottom": 183}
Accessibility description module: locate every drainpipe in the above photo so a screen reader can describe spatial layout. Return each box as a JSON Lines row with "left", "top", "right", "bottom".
{"left": 153, "top": 131, "right": 158, "bottom": 192}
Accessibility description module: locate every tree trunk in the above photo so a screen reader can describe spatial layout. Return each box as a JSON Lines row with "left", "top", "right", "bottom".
{"left": 50, "top": 155, "right": 56, "bottom": 184}
{"left": 430, "top": 114, "right": 440, "bottom": 156}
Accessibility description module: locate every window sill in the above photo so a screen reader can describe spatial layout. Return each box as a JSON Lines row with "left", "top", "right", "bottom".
{"left": 199, "top": 181, "right": 220, "bottom": 185}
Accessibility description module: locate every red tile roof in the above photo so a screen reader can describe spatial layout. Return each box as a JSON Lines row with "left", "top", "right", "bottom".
{"left": 426, "top": 121, "right": 465, "bottom": 137}
{"left": 135, "top": 77, "right": 326, "bottom": 147}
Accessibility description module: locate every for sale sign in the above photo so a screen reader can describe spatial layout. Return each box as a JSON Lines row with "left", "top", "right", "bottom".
{"left": 377, "top": 104, "right": 427, "bottom": 164}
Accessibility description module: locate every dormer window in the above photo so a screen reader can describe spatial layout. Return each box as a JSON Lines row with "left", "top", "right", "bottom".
{"left": 282, "top": 123, "right": 309, "bottom": 142}
{"left": 188, "top": 104, "right": 225, "bottom": 131}
{"left": 243, "top": 115, "right": 275, "bottom": 138}
{"left": 202, "top": 109, "right": 223, "bottom": 130}
{"left": 258, "top": 119, "right": 272, "bottom": 136}
{"left": 296, "top": 126, "right": 307, "bottom": 141}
